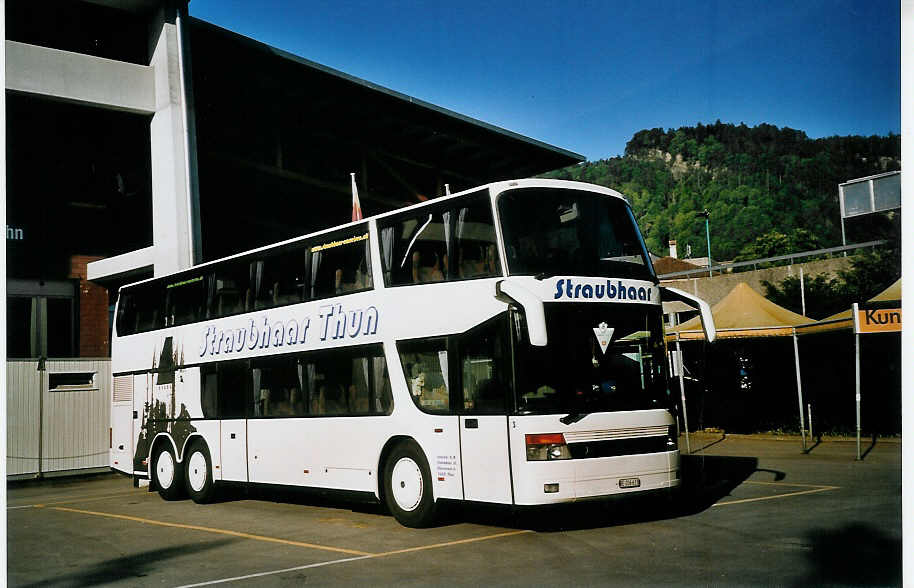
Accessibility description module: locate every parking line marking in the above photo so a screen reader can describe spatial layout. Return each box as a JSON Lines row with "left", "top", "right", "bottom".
{"left": 713, "top": 482, "right": 838, "bottom": 507}
{"left": 371, "top": 529, "right": 533, "bottom": 557}
{"left": 8, "top": 490, "right": 146, "bottom": 510}
{"left": 47, "top": 506, "right": 373, "bottom": 556}
{"left": 743, "top": 481, "right": 838, "bottom": 489}
{"left": 176, "top": 529, "right": 534, "bottom": 587}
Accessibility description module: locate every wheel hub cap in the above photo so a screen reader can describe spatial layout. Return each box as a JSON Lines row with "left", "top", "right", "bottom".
{"left": 391, "top": 457, "right": 423, "bottom": 512}
{"left": 188, "top": 451, "right": 208, "bottom": 492}
{"left": 156, "top": 451, "right": 175, "bottom": 489}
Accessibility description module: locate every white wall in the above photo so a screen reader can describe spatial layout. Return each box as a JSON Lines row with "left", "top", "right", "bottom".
{"left": 7, "top": 359, "right": 111, "bottom": 478}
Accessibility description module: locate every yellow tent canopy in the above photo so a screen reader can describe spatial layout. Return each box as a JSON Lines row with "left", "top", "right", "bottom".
{"left": 868, "top": 277, "right": 901, "bottom": 303}
{"left": 796, "top": 278, "right": 901, "bottom": 335}
{"left": 667, "top": 282, "right": 814, "bottom": 341}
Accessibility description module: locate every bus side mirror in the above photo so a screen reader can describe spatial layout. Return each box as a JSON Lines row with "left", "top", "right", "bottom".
{"left": 496, "top": 279, "right": 547, "bottom": 346}
{"left": 660, "top": 286, "right": 717, "bottom": 343}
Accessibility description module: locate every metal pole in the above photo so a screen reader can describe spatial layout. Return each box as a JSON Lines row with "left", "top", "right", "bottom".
{"left": 800, "top": 267, "right": 806, "bottom": 316}
{"left": 673, "top": 315, "right": 690, "bottom": 454}
{"left": 38, "top": 358, "right": 46, "bottom": 479}
{"left": 792, "top": 332, "right": 806, "bottom": 451}
{"left": 705, "top": 215, "right": 712, "bottom": 277}
{"left": 855, "top": 331, "right": 862, "bottom": 461}
{"left": 838, "top": 185, "right": 847, "bottom": 255}
{"left": 807, "top": 403, "right": 813, "bottom": 443}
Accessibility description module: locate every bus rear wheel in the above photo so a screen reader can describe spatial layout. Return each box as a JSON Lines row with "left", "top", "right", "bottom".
{"left": 384, "top": 440, "right": 437, "bottom": 528}
{"left": 184, "top": 440, "right": 216, "bottom": 504}
{"left": 153, "top": 443, "right": 185, "bottom": 500}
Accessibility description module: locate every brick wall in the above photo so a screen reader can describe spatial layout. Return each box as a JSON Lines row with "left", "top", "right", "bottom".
{"left": 69, "top": 255, "right": 110, "bottom": 357}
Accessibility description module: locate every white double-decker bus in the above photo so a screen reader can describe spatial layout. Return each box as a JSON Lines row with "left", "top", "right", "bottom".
{"left": 109, "top": 178, "right": 714, "bottom": 527}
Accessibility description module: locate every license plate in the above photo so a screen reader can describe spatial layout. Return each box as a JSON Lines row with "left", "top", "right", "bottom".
{"left": 619, "top": 477, "right": 641, "bottom": 489}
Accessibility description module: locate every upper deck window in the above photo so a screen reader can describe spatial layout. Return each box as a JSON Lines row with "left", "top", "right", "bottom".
{"left": 498, "top": 188, "right": 655, "bottom": 281}
{"left": 253, "top": 246, "right": 307, "bottom": 310}
{"left": 379, "top": 191, "right": 500, "bottom": 286}
{"left": 309, "top": 228, "right": 372, "bottom": 299}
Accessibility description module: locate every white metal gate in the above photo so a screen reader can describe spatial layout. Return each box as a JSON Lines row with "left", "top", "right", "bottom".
{"left": 7, "top": 359, "right": 111, "bottom": 478}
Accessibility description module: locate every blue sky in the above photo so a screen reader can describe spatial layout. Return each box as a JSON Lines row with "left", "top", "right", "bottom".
{"left": 188, "top": 0, "right": 900, "bottom": 161}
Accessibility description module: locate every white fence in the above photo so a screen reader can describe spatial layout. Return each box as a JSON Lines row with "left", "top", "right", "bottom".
{"left": 7, "top": 359, "right": 111, "bottom": 478}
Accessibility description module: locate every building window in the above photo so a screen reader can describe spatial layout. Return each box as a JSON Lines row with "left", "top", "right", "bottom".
{"left": 6, "top": 280, "right": 77, "bottom": 359}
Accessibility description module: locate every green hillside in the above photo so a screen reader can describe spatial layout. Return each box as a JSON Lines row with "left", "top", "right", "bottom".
{"left": 541, "top": 122, "right": 900, "bottom": 261}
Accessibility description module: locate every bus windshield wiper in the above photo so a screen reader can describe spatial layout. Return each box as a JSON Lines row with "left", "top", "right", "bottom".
{"left": 560, "top": 412, "right": 590, "bottom": 425}
{"left": 534, "top": 272, "right": 554, "bottom": 280}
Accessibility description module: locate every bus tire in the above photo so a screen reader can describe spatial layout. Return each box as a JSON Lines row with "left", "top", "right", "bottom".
{"left": 184, "top": 440, "right": 216, "bottom": 504}
{"left": 383, "top": 440, "right": 437, "bottom": 528}
{"left": 153, "top": 443, "right": 185, "bottom": 501}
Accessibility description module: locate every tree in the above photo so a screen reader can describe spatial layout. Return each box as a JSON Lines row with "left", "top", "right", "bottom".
{"left": 762, "top": 245, "right": 899, "bottom": 320}
{"left": 762, "top": 273, "right": 846, "bottom": 319}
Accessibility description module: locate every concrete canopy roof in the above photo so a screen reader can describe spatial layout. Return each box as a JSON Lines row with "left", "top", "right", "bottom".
{"left": 669, "top": 282, "right": 814, "bottom": 340}
{"left": 189, "top": 18, "right": 584, "bottom": 192}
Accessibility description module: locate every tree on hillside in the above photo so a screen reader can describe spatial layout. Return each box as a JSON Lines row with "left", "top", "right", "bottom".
{"left": 763, "top": 247, "right": 900, "bottom": 319}
{"left": 544, "top": 122, "right": 899, "bottom": 259}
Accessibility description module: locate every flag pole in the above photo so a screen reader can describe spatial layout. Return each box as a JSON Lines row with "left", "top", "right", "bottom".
{"left": 350, "top": 172, "right": 363, "bottom": 221}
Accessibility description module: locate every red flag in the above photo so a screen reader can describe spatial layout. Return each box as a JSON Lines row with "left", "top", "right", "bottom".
{"left": 351, "top": 173, "right": 363, "bottom": 221}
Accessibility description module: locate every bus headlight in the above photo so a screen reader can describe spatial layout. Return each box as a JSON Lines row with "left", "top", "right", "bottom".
{"left": 525, "top": 433, "right": 571, "bottom": 461}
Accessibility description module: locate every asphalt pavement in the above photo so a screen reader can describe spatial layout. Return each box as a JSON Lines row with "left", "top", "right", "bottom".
{"left": 6, "top": 433, "right": 902, "bottom": 586}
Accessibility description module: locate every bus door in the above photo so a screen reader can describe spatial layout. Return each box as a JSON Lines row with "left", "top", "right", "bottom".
{"left": 219, "top": 420, "right": 248, "bottom": 482}
{"left": 132, "top": 373, "right": 151, "bottom": 472}
{"left": 459, "top": 415, "right": 512, "bottom": 503}
{"left": 216, "top": 360, "right": 251, "bottom": 482}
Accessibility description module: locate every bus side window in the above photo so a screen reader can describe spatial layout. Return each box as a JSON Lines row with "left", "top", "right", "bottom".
{"left": 302, "top": 345, "right": 390, "bottom": 416}
{"left": 382, "top": 212, "right": 448, "bottom": 286}
{"left": 370, "top": 355, "right": 393, "bottom": 415}
{"left": 253, "top": 247, "right": 307, "bottom": 311}
{"left": 460, "top": 315, "right": 510, "bottom": 414}
{"left": 397, "top": 340, "right": 449, "bottom": 413}
{"left": 133, "top": 282, "right": 165, "bottom": 333}
{"left": 115, "top": 291, "right": 136, "bottom": 336}
{"left": 455, "top": 197, "right": 500, "bottom": 279}
{"left": 210, "top": 261, "right": 253, "bottom": 318}
{"left": 309, "top": 230, "right": 371, "bottom": 299}
{"left": 165, "top": 275, "right": 207, "bottom": 326}
{"left": 201, "top": 366, "right": 218, "bottom": 418}
{"left": 251, "top": 356, "right": 308, "bottom": 417}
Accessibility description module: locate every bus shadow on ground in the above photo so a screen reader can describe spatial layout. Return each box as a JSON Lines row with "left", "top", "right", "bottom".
{"left": 446, "top": 455, "right": 760, "bottom": 532}
{"left": 208, "top": 455, "right": 760, "bottom": 532}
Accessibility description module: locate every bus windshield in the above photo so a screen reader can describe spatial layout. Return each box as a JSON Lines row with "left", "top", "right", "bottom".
{"left": 513, "top": 304, "right": 670, "bottom": 415}
{"left": 498, "top": 188, "right": 654, "bottom": 281}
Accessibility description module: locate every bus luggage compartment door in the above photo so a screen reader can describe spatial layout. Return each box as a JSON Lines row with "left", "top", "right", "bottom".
{"left": 110, "top": 375, "right": 135, "bottom": 473}
{"left": 219, "top": 420, "right": 248, "bottom": 482}
{"left": 459, "top": 416, "right": 512, "bottom": 504}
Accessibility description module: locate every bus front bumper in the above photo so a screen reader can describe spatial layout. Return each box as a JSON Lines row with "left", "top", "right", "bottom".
{"left": 512, "top": 451, "right": 680, "bottom": 506}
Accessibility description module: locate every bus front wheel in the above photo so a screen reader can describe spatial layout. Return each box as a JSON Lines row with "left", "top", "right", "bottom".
{"left": 184, "top": 440, "right": 216, "bottom": 504}
{"left": 153, "top": 443, "right": 185, "bottom": 500}
{"left": 384, "top": 441, "right": 437, "bottom": 528}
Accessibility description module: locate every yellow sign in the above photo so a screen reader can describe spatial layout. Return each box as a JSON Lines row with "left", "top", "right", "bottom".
{"left": 855, "top": 307, "right": 902, "bottom": 334}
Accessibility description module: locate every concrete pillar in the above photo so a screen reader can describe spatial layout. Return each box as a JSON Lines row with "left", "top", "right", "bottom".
{"left": 148, "top": 3, "right": 201, "bottom": 276}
